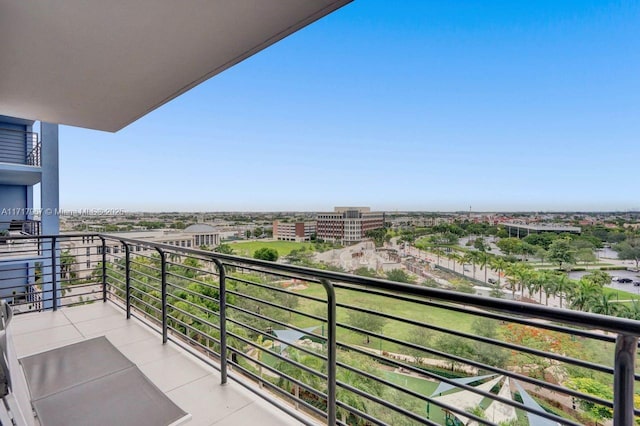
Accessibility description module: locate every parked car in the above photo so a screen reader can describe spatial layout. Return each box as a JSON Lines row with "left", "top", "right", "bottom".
{"left": 618, "top": 278, "right": 633, "bottom": 284}
{"left": 488, "top": 278, "right": 498, "bottom": 284}
{"left": 633, "top": 281, "right": 640, "bottom": 287}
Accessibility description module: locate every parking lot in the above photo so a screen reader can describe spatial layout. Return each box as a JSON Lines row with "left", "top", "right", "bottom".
{"left": 568, "top": 270, "right": 640, "bottom": 292}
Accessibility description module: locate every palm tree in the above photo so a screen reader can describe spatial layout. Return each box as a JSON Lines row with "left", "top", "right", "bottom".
{"left": 511, "top": 263, "right": 534, "bottom": 299}
{"left": 568, "top": 279, "right": 601, "bottom": 312}
{"left": 275, "top": 349, "right": 324, "bottom": 409}
{"left": 490, "top": 257, "right": 508, "bottom": 285}
{"left": 529, "top": 271, "right": 545, "bottom": 304}
{"left": 504, "top": 264, "right": 521, "bottom": 299}
{"left": 554, "top": 274, "right": 574, "bottom": 309}
{"left": 463, "top": 252, "right": 476, "bottom": 279}
{"left": 432, "top": 247, "right": 445, "bottom": 265}
{"left": 590, "top": 293, "right": 622, "bottom": 316}
{"left": 476, "top": 252, "right": 491, "bottom": 283}
{"left": 622, "top": 301, "right": 640, "bottom": 320}
{"left": 449, "top": 253, "right": 461, "bottom": 273}
{"left": 540, "top": 271, "right": 561, "bottom": 306}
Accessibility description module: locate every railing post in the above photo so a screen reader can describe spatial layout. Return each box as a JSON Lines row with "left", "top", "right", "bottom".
{"left": 614, "top": 334, "right": 637, "bottom": 426}
{"left": 320, "top": 279, "right": 337, "bottom": 426}
{"left": 100, "top": 236, "right": 107, "bottom": 302}
{"left": 156, "top": 248, "right": 168, "bottom": 344}
{"left": 212, "top": 259, "right": 227, "bottom": 385}
{"left": 51, "top": 236, "right": 57, "bottom": 311}
{"left": 124, "top": 242, "right": 131, "bottom": 319}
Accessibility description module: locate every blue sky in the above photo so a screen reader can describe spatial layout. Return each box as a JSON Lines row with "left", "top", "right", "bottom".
{"left": 59, "top": 1, "right": 640, "bottom": 212}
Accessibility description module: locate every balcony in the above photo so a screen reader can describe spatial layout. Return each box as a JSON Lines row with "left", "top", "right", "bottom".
{"left": 1, "top": 233, "right": 639, "bottom": 425}
{"left": 0, "top": 128, "right": 41, "bottom": 186}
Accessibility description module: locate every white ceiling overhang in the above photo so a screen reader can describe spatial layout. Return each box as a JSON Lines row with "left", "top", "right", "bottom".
{"left": 0, "top": 0, "right": 351, "bottom": 132}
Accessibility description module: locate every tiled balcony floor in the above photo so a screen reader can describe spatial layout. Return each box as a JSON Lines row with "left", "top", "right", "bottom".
{"left": 12, "top": 302, "right": 307, "bottom": 426}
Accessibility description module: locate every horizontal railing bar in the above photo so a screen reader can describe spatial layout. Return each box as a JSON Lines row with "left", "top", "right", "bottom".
{"left": 335, "top": 332, "right": 604, "bottom": 422}
{"left": 334, "top": 282, "right": 619, "bottom": 343}
{"left": 226, "top": 288, "right": 326, "bottom": 325}
{"left": 227, "top": 345, "right": 328, "bottom": 403}
{"left": 226, "top": 274, "right": 327, "bottom": 304}
{"left": 335, "top": 359, "right": 479, "bottom": 425}
{"left": 339, "top": 378, "right": 452, "bottom": 426}
{"left": 166, "top": 303, "right": 220, "bottom": 332}
{"left": 339, "top": 301, "right": 616, "bottom": 375}
{"left": 129, "top": 294, "right": 162, "bottom": 316}
{"left": 226, "top": 361, "right": 325, "bottom": 426}
{"left": 226, "top": 302, "right": 329, "bottom": 345}
{"left": 0, "top": 234, "right": 620, "bottom": 336}
{"left": 226, "top": 323, "right": 327, "bottom": 368}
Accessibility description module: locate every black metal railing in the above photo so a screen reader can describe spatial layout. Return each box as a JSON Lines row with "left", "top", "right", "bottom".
{"left": 0, "top": 220, "right": 41, "bottom": 236}
{"left": 1, "top": 233, "right": 639, "bottom": 426}
{"left": 0, "top": 128, "right": 40, "bottom": 167}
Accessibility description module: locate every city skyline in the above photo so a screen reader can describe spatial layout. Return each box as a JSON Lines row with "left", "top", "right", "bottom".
{"left": 56, "top": 1, "right": 639, "bottom": 211}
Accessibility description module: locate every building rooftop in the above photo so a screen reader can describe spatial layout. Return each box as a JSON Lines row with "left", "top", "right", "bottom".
{"left": 184, "top": 224, "right": 218, "bottom": 233}
{"left": 11, "top": 302, "right": 306, "bottom": 426}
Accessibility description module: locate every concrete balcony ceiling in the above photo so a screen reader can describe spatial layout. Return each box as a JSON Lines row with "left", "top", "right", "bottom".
{"left": 0, "top": 0, "right": 351, "bottom": 132}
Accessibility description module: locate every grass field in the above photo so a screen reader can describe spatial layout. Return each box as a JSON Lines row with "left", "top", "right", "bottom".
{"left": 292, "top": 284, "right": 478, "bottom": 353}
{"left": 229, "top": 240, "right": 313, "bottom": 257}
{"left": 603, "top": 286, "right": 640, "bottom": 301}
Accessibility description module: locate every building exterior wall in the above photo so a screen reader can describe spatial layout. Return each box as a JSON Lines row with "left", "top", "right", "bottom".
{"left": 62, "top": 230, "right": 221, "bottom": 278}
{"left": 316, "top": 207, "right": 385, "bottom": 243}
{"left": 0, "top": 116, "right": 59, "bottom": 308}
{"left": 273, "top": 221, "right": 316, "bottom": 241}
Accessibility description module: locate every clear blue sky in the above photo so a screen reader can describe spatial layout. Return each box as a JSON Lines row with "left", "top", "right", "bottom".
{"left": 59, "top": 1, "right": 640, "bottom": 212}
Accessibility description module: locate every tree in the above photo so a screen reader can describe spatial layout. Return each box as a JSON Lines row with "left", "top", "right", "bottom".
{"left": 475, "top": 251, "right": 491, "bottom": 283}
{"left": 347, "top": 309, "right": 387, "bottom": 344}
{"left": 568, "top": 279, "right": 601, "bottom": 312}
{"left": 547, "top": 238, "right": 576, "bottom": 270}
{"left": 385, "top": 269, "right": 414, "bottom": 284}
{"left": 434, "top": 334, "right": 474, "bottom": 371}
{"left": 365, "top": 228, "right": 387, "bottom": 247}
{"left": 448, "top": 252, "right": 462, "bottom": 273}
{"left": 490, "top": 257, "right": 508, "bottom": 285}
{"left": 576, "top": 248, "right": 596, "bottom": 266}
{"left": 214, "top": 244, "right": 235, "bottom": 255}
{"left": 614, "top": 238, "right": 640, "bottom": 269}
{"left": 253, "top": 227, "right": 263, "bottom": 238}
{"left": 470, "top": 318, "right": 509, "bottom": 367}
{"left": 565, "top": 377, "right": 613, "bottom": 423}
{"left": 463, "top": 252, "right": 477, "bottom": 279}
{"left": 535, "top": 247, "right": 548, "bottom": 263}
{"left": 554, "top": 274, "right": 575, "bottom": 308}
{"left": 473, "top": 237, "right": 489, "bottom": 252}
{"left": 405, "top": 327, "right": 434, "bottom": 364}
{"left": 275, "top": 348, "right": 324, "bottom": 409}
{"left": 253, "top": 247, "right": 279, "bottom": 261}
{"left": 496, "top": 238, "right": 523, "bottom": 256}
{"left": 582, "top": 270, "right": 611, "bottom": 287}
{"left": 590, "top": 292, "right": 622, "bottom": 317}
{"left": 354, "top": 267, "right": 378, "bottom": 278}
{"left": 245, "top": 230, "right": 252, "bottom": 239}
{"left": 60, "top": 250, "right": 77, "bottom": 282}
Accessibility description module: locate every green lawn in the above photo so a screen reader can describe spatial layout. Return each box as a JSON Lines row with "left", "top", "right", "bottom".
{"left": 603, "top": 286, "right": 640, "bottom": 302}
{"left": 292, "top": 284, "right": 477, "bottom": 353}
{"left": 229, "top": 240, "right": 313, "bottom": 257}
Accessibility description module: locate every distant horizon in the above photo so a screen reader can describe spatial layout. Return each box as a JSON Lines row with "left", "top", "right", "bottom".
{"left": 57, "top": 207, "right": 640, "bottom": 215}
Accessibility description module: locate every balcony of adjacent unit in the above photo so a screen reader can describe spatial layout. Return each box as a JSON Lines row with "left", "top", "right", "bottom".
{"left": 0, "top": 127, "right": 41, "bottom": 186}
{"left": 1, "top": 233, "right": 638, "bottom": 426}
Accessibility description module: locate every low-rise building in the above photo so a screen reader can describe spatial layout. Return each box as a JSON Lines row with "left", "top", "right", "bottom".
{"left": 62, "top": 224, "right": 220, "bottom": 278}
{"left": 273, "top": 221, "right": 316, "bottom": 241}
{"left": 316, "top": 207, "right": 385, "bottom": 243}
